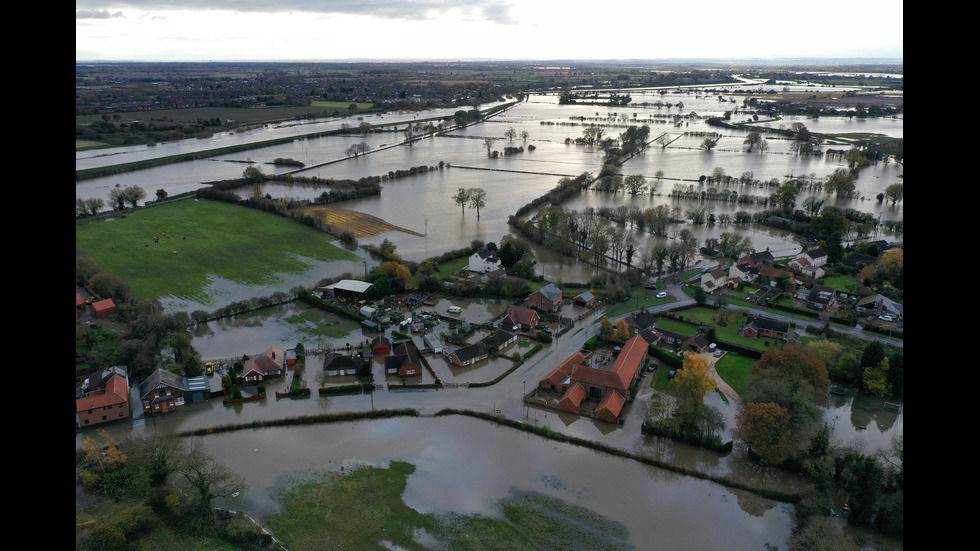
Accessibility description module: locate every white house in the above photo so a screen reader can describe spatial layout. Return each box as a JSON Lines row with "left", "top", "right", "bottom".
{"left": 799, "top": 248, "right": 828, "bottom": 267}
{"left": 700, "top": 268, "right": 727, "bottom": 293}
{"left": 468, "top": 249, "right": 502, "bottom": 273}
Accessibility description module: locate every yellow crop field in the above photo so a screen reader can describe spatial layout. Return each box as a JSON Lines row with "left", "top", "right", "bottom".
{"left": 302, "top": 207, "right": 424, "bottom": 238}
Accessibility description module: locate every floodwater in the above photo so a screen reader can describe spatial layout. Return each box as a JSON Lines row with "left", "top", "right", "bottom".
{"left": 78, "top": 293, "right": 904, "bottom": 550}
{"left": 77, "top": 89, "right": 903, "bottom": 311}
{"left": 196, "top": 416, "right": 797, "bottom": 550}
{"left": 77, "top": 82, "right": 904, "bottom": 549}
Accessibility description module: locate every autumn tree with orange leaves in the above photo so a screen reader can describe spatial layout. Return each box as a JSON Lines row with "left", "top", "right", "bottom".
{"left": 737, "top": 345, "right": 829, "bottom": 463}
{"left": 673, "top": 353, "right": 715, "bottom": 404}
{"left": 646, "top": 353, "right": 726, "bottom": 447}
{"left": 735, "top": 401, "right": 793, "bottom": 462}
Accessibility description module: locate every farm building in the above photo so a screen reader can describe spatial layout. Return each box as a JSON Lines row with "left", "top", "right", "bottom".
{"left": 538, "top": 335, "right": 647, "bottom": 423}
{"left": 320, "top": 279, "right": 373, "bottom": 300}
{"left": 90, "top": 298, "right": 117, "bottom": 318}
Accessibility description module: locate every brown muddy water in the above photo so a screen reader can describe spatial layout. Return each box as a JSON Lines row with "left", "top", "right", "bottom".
{"left": 197, "top": 415, "right": 796, "bottom": 550}
{"left": 83, "top": 298, "right": 903, "bottom": 550}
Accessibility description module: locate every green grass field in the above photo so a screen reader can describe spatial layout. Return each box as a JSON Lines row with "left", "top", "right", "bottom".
{"left": 311, "top": 100, "right": 374, "bottom": 110}
{"left": 76, "top": 200, "right": 358, "bottom": 304}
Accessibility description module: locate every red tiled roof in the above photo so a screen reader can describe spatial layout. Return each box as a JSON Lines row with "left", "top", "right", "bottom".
{"left": 540, "top": 351, "right": 585, "bottom": 387}
{"left": 91, "top": 298, "right": 116, "bottom": 312}
{"left": 609, "top": 335, "right": 647, "bottom": 388}
{"left": 76, "top": 374, "right": 129, "bottom": 412}
{"left": 572, "top": 364, "right": 625, "bottom": 390}
{"left": 596, "top": 391, "right": 626, "bottom": 420}
{"left": 559, "top": 383, "right": 586, "bottom": 411}
{"left": 503, "top": 305, "right": 538, "bottom": 326}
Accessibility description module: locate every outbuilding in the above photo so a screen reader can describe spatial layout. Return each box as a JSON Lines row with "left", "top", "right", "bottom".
{"left": 90, "top": 298, "right": 118, "bottom": 319}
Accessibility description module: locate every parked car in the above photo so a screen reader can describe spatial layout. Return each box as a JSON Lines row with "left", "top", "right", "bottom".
{"left": 656, "top": 292, "right": 667, "bottom": 299}
{"left": 879, "top": 314, "right": 896, "bottom": 322}
{"left": 714, "top": 350, "right": 724, "bottom": 358}
{"left": 645, "top": 284, "right": 658, "bottom": 290}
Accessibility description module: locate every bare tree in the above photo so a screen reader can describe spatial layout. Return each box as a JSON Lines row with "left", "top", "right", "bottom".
{"left": 453, "top": 188, "right": 470, "bottom": 216}
{"left": 468, "top": 187, "right": 487, "bottom": 219}
{"left": 176, "top": 439, "right": 247, "bottom": 526}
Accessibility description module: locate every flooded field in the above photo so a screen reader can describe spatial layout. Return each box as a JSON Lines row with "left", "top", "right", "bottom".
{"left": 77, "top": 88, "right": 903, "bottom": 314}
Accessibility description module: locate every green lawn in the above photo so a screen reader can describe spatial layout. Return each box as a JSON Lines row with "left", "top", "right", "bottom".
{"left": 820, "top": 274, "right": 859, "bottom": 293}
{"left": 76, "top": 200, "right": 357, "bottom": 304}
{"left": 714, "top": 353, "right": 755, "bottom": 396}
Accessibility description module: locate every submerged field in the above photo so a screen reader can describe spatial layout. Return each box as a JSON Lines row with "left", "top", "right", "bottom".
{"left": 75, "top": 199, "right": 358, "bottom": 303}
{"left": 265, "top": 461, "right": 633, "bottom": 551}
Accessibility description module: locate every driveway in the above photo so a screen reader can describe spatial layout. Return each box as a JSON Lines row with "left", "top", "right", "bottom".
{"left": 702, "top": 352, "right": 742, "bottom": 408}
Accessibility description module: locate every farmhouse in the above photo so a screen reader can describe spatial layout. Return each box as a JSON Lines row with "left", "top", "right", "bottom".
{"left": 538, "top": 335, "right": 647, "bottom": 423}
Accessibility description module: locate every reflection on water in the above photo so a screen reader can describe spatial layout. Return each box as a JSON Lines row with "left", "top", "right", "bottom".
{"left": 195, "top": 416, "right": 796, "bottom": 551}
{"left": 824, "top": 393, "right": 903, "bottom": 455}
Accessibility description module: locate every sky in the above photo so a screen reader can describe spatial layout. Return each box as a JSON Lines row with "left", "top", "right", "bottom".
{"left": 76, "top": 0, "right": 903, "bottom": 62}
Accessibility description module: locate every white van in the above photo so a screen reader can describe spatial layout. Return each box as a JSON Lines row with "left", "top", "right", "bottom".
{"left": 448, "top": 306, "right": 461, "bottom": 314}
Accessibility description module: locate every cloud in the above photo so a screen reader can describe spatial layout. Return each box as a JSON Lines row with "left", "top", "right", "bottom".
{"left": 76, "top": 9, "right": 124, "bottom": 19}
{"left": 74, "top": 1, "right": 517, "bottom": 22}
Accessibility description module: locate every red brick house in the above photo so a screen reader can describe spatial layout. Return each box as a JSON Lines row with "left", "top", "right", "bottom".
{"left": 240, "top": 345, "right": 286, "bottom": 385}
{"left": 501, "top": 305, "right": 539, "bottom": 332}
{"left": 739, "top": 314, "right": 790, "bottom": 340}
{"left": 139, "top": 368, "right": 186, "bottom": 414}
{"left": 76, "top": 367, "right": 130, "bottom": 428}
{"left": 385, "top": 342, "right": 428, "bottom": 377}
{"left": 523, "top": 283, "right": 563, "bottom": 313}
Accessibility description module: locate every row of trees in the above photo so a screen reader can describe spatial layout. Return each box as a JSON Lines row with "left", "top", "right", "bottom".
{"left": 76, "top": 185, "right": 150, "bottom": 217}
